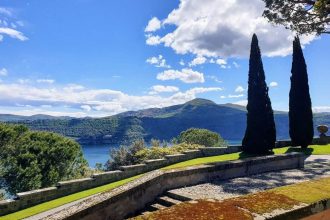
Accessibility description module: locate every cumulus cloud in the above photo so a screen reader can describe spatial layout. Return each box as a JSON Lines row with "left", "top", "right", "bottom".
{"left": 145, "top": 17, "right": 161, "bottom": 32}
{"left": 235, "top": 86, "right": 245, "bottom": 93}
{"left": 146, "top": 55, "right": 170, "bottom": 68}
{"left": 0, "top": 68, "right": 8, "bottom": 76}
{"left": 189, "top": 56, "right": 207, "bottom": 66}
{"left": 157, "top": 68, "right": 205, "bottom": 83}
{"left": 145, "top": 0, "right": 315, "bottom": 58}
{"left": 146, "top": 34, "right": 161, "bottom": 45}
{"left": 0, "top": 81, "right": 222, "bottom": 116}
{"left": 149, "top": 85, "right": 179, "bottom": 95}
{"left": 269, "top": 81, "right": 278, "bottom": 87}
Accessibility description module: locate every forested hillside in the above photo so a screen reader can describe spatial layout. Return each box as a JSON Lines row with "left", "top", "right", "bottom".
{"left": 2, "top": 98, "right": 329, "bottom": 144}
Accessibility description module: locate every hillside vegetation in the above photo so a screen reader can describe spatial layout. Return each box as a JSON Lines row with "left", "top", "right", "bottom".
{"left": 1, "top": 98, "right": 329, "bottom": 144}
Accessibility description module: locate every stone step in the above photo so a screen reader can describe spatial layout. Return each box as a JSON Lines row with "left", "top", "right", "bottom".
{"left": 150, "top": 203, "right": 168, "bottom": 211}
{"left": 165, "top": 191, "right": 191, "bottom": 202}
{"left": 156, "top": 196, "right": 182, "bottom": 206}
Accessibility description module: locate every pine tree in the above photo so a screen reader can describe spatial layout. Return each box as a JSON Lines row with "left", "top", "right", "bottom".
{"left": 289, "top": 36, "right": 314, "bottom": 148}
{"left": 242, "top": 34, "right": 276, "bottom": 154}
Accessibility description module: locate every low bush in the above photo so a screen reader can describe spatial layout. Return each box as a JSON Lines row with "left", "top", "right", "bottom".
{"left": 105, "top": 140, "right": 202, "bottom": 170}
{"left": 178, "top": 128, "right": 227, "bottom": 147}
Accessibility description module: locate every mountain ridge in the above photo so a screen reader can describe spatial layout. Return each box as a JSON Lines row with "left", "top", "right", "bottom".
{"left": 1, "top": 98, "right": 329, "bottom": 145}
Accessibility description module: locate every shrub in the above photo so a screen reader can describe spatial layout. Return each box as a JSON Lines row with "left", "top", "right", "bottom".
{"left": 0, "top": 123, "right": 89, "bottom": 194}
{"left": 178, "top": 128, "right": 227, "bottom": 147}
{"left": 105, "top": 140, "right": 203, "bottom": 171}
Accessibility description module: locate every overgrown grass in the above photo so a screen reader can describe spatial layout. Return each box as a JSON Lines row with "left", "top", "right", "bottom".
{"left": 0, "top": 174, "right": 142, "bottom": 220}
{"left": 2, "top": 144, "right": 329, "bottom": 219}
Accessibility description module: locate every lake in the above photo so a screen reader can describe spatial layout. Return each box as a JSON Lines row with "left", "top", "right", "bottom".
{"left": 81, "top": 139, "right": 242, "bottom": 167}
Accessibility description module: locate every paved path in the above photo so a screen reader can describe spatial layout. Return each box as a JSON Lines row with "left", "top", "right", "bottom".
{"left": 169, "top": 155, "right": 330, "bottom": 201}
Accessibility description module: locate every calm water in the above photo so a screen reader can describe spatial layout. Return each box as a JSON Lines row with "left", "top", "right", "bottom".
{"left": 82, "top": 139, "right": 242, "bottom": 167}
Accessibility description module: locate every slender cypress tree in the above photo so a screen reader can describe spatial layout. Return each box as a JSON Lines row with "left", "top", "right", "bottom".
{"left": 289, "top": 36, "right": 313, "bottom": 148}
{"left": 242, "top": 34, "right": 276, "bottom": 154}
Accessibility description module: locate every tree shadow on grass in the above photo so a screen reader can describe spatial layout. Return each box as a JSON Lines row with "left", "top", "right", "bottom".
{"left": 284, "top": 147, "right": 314, "bottom": 156}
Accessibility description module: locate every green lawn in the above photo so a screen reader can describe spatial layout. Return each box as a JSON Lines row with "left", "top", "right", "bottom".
{"left": 0, "top": 174, "right": 142, "bottom": 220}
{"left": 1, "top": 144, "right": 329, "bottom": 220}
{"left": 164, "top": 144, "right": 330, "bottom": 170}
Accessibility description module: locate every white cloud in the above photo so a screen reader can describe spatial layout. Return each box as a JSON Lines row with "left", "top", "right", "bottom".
{"left": 216, "top": 59, "right": 227, "bottom": 65}
{"left": 312, "top": 106, "right": 330, "bottom": 113}
{"left": 269, "top": 81, "right": 278, "bottom": 87}
{"left": 0, "top": 81, "right": 222, "bottom": 116}
{"left": 179, "top": 60, "right": 185, "bottom": 66}
{"left": 233, "top": 61, "right": 240, "bottom": 68}
{"left": 228, "top": 94, "right": 244, "bottom": 98}
{"left": 149, "top": 85, "right": 179, "bottom": 95}
{"left": 145, "top": 17, "right": 161, "bottom": 32}
{"left": 18, "top": 79, "right": 30, "bottom": 84}
{"left": 234, "top": 99, "right": 248, "bottom": 106}
{"left": 37, "top": 79, "right": 55, "bottom": 84}
{"left": 206, "top": 75, "right": 222, "bottom": 83}
{"left": 146, "top": 0, "right": 315, "bottom": 58}
{"left": 146, "top": 55, "right": 170, "bottom": 68}
{"left": 235, "top": 86, "right": 245, "bottom": 93}
{"left": 81, "top": 105, "right": 92, "bottom": 112}
{"left": 220, "top": 95, "right": 226, "bottom": 99}
{"left": 0, "top": 68, "right": 8, "bottom": 76}
{"left": 157, "top": 68, "right": 205, "bottom": 83}
{"left": 0, "top": 8, "right": 12, "bottom": 16}
{"left": 146, "top": 34, "right": 161, "bottom": 45}
{"left": 189, "top": 56, "right": 207, "bottom": 66}
{"left": 0, "top": 27, "right": 28, "bottom": 41}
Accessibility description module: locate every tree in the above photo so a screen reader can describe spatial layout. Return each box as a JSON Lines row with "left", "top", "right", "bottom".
{"left": 178, "top": 128, "right": 226, "bottom": 147}
{"left": 242, "top": 34, "right": 276, "bottom": 154}
{"left": 289, "top": 36, "right": 314, "bottom": 148}
{"left": 0, "top": 123, "right": 89, "bottom": 194}
{"left": 263, "top": 0, "right": 330, "bottom": 35}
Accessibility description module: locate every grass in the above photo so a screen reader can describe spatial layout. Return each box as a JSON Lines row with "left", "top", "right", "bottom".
{"left": 2, "top": 144, "right": 329, "bottom": 219}
{"left": 0, "top": 174, "right": 143, "bottom": 220}
{"left": 163, "top": 144, "right": 330, "bottom": 170}
{"left": 133, "top": 177, "right": 330, "bottom": 220}
{"left": 272, "top": 177, "right": 330, "bottom": 204}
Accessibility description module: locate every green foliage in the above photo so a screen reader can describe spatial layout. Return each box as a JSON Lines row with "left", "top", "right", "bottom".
{"left": 0, "top": 123, "right": 88, "bottom": 194}
{"left": 178, "top": 128, "right": 226, "bottom": 147}
{"left": 243, "top": 34, "right": 276, "bottom": 154}
{"left": 263, "top": 0, "right": 330, "bottom": 35}
{"left": 289, "top": 37, "right": 314, "bottom": 148}
{"left": 105, "top": 139, "right": 203, "bottom": 171}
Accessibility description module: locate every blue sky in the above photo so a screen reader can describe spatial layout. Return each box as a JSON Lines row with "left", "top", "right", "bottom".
{"left": 0, "top": 0, "right": 329, "bottom": 117}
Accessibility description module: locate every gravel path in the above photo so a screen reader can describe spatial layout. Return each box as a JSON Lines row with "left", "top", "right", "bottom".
{"left": 169, "top": 155, "right": 330, "bottom": 201}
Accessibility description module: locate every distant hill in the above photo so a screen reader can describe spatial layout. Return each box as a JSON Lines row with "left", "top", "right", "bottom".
{"left": 2, "top": 98, "right": 330, "bottom": 145}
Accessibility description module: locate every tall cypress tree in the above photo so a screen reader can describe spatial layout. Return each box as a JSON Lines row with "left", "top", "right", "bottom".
{"left": 242, "top": 34, "right": 276, "bottom": 154}
{"left": 289, "top": 36, "right": 313, "bottom": 148}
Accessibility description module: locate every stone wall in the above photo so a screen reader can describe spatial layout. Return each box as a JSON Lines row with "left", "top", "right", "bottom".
{"left": 0, "top": 147, "right": 236, "bottom": 216}
{"left": 56, "top": 153, "right": 305, "bottom": 220}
